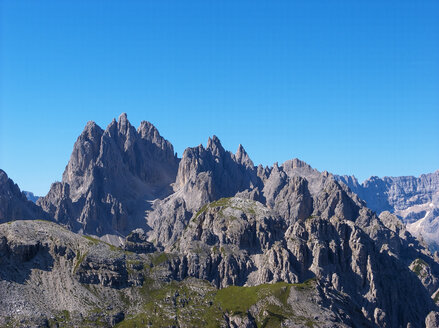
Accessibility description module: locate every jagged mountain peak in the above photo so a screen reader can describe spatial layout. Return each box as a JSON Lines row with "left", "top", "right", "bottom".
{"left": 234, "top": 143, "right": 254, "bottom": 167}
{"left": 282, "top": 158, "right": 315, "bottom": 173}
{"left": 116, "top": 112, "right": 134, "bottom": 135}
{"left": 108, "top": 117, "right": 117, "bottom": 128}
{"left": 138, "top": 120, "right": 175, "bottom": 156}
{"left": 39, "top": 115, "right": 180, "bottom": 235}
{"left": 206, "top": 135, "right": 225, "bottom": 156}
{"left": 102, "top": 113, "right": 136, "bottom": 144}
{"left": 118, "top": 111, "right": 128, "bottom": 122}
{"left": 78, "top": 120, "right": 103, "bottom": 141}
{"left": 236, "top": 143, "right": 245, "bottom": 153}
{"left": 138, "top": 120, "right": 158, "bottom": 138}
{"left": 83, "top": 120, "right": 101, "bottom": 131}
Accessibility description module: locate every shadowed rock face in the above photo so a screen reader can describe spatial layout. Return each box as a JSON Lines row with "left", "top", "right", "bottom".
{"left": 0, "top": 170, "right": 48, "bottom": 222}
{"left": 37, "top": 113, "right": 179, "bottom": 235}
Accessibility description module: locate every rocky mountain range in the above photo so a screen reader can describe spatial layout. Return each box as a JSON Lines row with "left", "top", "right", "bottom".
{"left": 1, "top": 113, "right": 439, "bottom": 327}
{"left": 337, "top": 172, "right": 439, "bottom": 251}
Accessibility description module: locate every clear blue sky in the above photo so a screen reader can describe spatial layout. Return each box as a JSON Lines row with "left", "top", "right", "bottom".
{"left": 1, "top": 0, "right": 438, "bottom": 196}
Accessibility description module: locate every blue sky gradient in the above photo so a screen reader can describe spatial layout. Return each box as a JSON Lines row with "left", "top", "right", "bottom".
{"left": 1, "top": 0, "right": 438, "bottom": 195}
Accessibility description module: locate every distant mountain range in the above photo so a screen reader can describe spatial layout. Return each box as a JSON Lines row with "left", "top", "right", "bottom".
{"left": 1, "top": 113, "right": 439, "bottom": 327}
{"left": 23, "top": 191, "right": 40, "bottom": 203}
{"left": 336, "top": 172, "right": 439, "bottom": 250}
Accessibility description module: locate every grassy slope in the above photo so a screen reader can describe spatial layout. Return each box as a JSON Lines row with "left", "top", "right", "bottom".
{"left": 116, "top": 278, "right": 317, "bottom": 328}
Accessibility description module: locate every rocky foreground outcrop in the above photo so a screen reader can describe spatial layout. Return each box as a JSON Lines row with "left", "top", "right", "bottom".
{"left": 168, "top": 192, "right": 439, "bottom": 327}
{"left": 1, "top": 208, "right": 439, "bottom": 327}
{"left": 0, "top": 220, "right": 351, "bottom": 327}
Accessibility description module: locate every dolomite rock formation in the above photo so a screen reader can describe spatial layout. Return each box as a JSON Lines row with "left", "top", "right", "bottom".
{"left": 0, "top": 220, "right": 350, "bottom": 327}
{"left": 147, "top": 135, "right": 262, "bottom": 247}
{"left": 3, "top": 114, "right": 439, "bottom": 327}
{"left": 37, "top": 113, "right": 179, "bottom": 235}
{"left": 169, "top": 193, "right": 439, "bottom": 327}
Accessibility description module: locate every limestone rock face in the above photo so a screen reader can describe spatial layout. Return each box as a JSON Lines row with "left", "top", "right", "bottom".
{"left": 259, "top": 165, "right": 313, "bottom": 225}
{"left": 37, "top": 114, "right": 179, "bottom": 235}
{"left": 0, "top": 169, "right": 48, "bottom": 222}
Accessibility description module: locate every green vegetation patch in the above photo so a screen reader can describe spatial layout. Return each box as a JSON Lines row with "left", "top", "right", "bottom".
{"left": 126, "top": 259, "right": 145, "bottom": 274}
{"left": 411, "top": 258, "right": 428, "bottom": 277}
{"left": 210, "top": 197, "right": 233, "bottom": 207}
{"left": 47, "top": 310, "right": 71, "bottom": 327}
{"left": 214, "top": 279, "right": 317, "bottom": 327}
{"left": 117, "top": 276, "right": 317, "bottom": 328}
{"left": 119, "top": 280, "right": 221, "bottom": 328}
{"left": 84, "top": 235, "right": 100, "bottom": 245}
{"left": 81, "top": 234, "right": 121, "bottom": 252}
{"left": 215, "top": 282, "right": 292, "bottom": 315}
{"left": 151, "top": 252, "right": 169, "bottom": 266}
{"left": 73, "top": 250, "right": 88, "bottom": 273}
{"left": 192, "top": 203, "right": 209, "bottom": 222}
{"left": 191, "top": 198, "right": 261, "bottom": 228}
{"left": 293, "top": 278, "right": 317, "bottom": 291}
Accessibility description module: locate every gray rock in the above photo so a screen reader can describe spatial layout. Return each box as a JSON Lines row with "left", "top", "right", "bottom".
{"left": 123, "top": 228, "right": 155, "bottom": 253}
{"left": 426, "top": 311, "right": 439, "bottom": 328}
{"left": 169, "top": 192, "right": 438, "bottom": 327}
{"left": 37, "top": 113, "right": 179, "bottom": 236}
{"left": 148, "top": 136, "right": 261, "bottom": 247}
{"left": 0, "top": 220, "right": 345, "bottom": 327}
